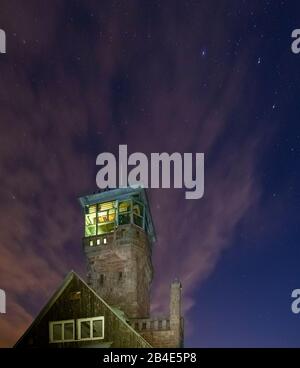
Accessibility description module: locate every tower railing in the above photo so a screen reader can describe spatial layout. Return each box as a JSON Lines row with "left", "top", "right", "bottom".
{"left": 130, "top": 317, "right": 171, "bottom": 332}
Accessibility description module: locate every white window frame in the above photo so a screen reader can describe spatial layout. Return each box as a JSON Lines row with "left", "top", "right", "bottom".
{"left": 77, "top": 316, "right": 105, "bottom": 341}
{"left": 49, "top": 319, "right": 75, "bottom": 343}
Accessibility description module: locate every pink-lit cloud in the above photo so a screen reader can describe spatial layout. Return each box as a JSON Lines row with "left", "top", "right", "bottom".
{"left": 0, "top": 1, "right": 268, "bottom": 346}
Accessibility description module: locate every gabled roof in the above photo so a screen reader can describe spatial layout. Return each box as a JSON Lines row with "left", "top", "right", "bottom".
{"left": 15, "top": 270, "right": 152, "bottom": 348}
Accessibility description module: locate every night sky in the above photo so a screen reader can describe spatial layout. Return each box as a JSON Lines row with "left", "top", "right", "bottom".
{"left": 0, "top": 0, "right": 300, "bottom": 347}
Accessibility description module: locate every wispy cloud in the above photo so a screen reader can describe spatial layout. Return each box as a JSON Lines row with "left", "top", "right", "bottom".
{"left": 0, "top": 1, "right": 268, "bottom": 346}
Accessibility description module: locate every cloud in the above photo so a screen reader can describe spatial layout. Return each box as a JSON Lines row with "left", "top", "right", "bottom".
{"left": 0, "top": 1, "right": 268, "bottom": 346}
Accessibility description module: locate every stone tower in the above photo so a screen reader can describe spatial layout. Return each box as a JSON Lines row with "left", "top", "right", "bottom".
{"left": 79, "top": 187, "right": 184, "bottom": 347}
{"left": 170, "top": 280, "right": 183, "bottom": 347}
{"left": 79, "top": 187, "right": 156, "bottom": 319}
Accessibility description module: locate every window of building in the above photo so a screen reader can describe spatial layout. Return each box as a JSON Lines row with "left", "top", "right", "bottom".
{"left": 118, "top": 200, "right": 131, "bottom": 225}
{"left": 69, "top": 291, "right": 81, "bottom": 301}
{"left": 77, "top": 317, "right": 104, "bottom": 340}
{"left": 85, "top": 201, "right": 118, "bottom": 237}
{"left": 96, "top": 239, "right": 100, "bottom": 245}
{"left": 99, "top": 274, "right": 104, "bottom": 286}
{"left": 85, "top": 205, "right": 97, "bottom": 237}
{"left": 49, "top": 320, "right": 75, "bottom": 343}
{"left": 118, "top": 272, "right": 122, "bottom": 281}
{"left": 133, "top": 201, "right": 144, "bottom": 228}
{"left": 97, "top": 201, "right": 116, "bottom": 235}
{"left": 84, "top": 197, "right": 150, "bottom": 237}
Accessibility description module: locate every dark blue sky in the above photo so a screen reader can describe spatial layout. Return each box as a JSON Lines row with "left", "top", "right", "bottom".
{"left": 0, "top": 0, "right": 300, "bottom": 347}
{"left": 191, "top": 13, "right": 300, "bottom": 345}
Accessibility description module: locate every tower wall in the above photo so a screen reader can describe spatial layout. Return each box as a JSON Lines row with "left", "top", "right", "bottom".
{"left": 129, "top": 281, "right": 184, "bottom": 348}
{"left": 169, "top": 280, "right": 183, "bottom": 347}
{"left": 84, "top": 224, "right": 153, "bottom": 319}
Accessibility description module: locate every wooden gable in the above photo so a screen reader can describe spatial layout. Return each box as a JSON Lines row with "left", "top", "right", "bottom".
{"left": 15, "top": 271, "right": 151, "bottom": 348}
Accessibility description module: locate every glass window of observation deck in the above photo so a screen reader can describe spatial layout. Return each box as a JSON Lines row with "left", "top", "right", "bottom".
{"left": 118, "top": 200, "right": 131, "bottom": 225}
{"left": 97, "top": 201, "right": 116, "bottom": 235}
{"left": 85, "top": 205, "right": 96, "bottom": 236}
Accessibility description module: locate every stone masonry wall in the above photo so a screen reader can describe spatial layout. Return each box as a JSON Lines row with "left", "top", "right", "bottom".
{"left": 83, "top": 224, "right": 153, "bottom": 319}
